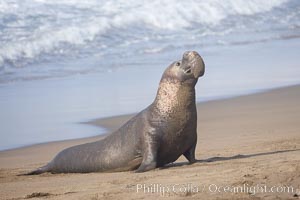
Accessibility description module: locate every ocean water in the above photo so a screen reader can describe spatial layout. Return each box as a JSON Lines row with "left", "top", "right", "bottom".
{"left": 1, "top": 0, "right": 300, "bottom": 82}
{"left": 0, "top": 0, "right": 300, "bottom": 150}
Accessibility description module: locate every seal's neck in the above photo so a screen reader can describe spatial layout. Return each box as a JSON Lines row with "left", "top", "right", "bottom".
{"left": 153, "top": 80, "right": 196, "bottom": 116}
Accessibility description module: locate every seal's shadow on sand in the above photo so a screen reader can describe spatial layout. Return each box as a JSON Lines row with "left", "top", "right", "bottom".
{"left": 161, "top": 149, "right": 300, "bottom": 170}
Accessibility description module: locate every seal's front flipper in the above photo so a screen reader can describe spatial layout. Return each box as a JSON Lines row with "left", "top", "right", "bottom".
{"left": 135, "top": 130, "right": 159, "bottom": 173}
{"left": 183, "top": 141, "right": 197, "bottom": 164}
{"left": 135, "top": 161, "right": 156, "bottom": 173}
{"left": 135, "top": 147, "right": 157, "bottom": 172}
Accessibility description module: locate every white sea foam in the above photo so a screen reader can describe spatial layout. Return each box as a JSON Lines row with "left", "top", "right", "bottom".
{"left": 0, "top": 0, "right": 299, "bottom": 82}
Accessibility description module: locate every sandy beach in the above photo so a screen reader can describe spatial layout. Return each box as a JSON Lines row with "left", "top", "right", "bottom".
{"left": 0, "top": 85, "right": 300, "bottom": 200}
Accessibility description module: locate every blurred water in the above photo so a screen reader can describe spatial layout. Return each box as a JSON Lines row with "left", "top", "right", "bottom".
{"left": 0, "top": 0, "right": 299, "bottom": 83}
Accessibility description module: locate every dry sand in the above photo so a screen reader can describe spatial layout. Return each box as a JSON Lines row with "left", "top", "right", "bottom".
{"left": 0, "top": 85, "right": 300, "bottom": 200}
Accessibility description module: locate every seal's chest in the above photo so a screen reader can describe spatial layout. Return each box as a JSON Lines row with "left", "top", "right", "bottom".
{"left": 166, "top": 113, "right": 196, "bottom": 133}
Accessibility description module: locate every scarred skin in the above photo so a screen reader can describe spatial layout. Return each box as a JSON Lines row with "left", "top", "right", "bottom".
{"left": 26, "top": 51, "right": 205, "bottom": 174}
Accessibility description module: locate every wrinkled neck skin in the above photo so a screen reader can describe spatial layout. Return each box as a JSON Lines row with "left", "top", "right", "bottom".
{"left": 153, "top": 78, "right": 197, "bottom": 118}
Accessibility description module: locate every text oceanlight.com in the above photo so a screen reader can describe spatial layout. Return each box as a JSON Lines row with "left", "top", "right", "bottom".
{"left": 136, "top": 183, "right": 299, "bottom": 196}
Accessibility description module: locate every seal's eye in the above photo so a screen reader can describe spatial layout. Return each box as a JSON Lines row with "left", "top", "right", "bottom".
{"left": 175, "top": 62, "right": 180, "bottom": 66}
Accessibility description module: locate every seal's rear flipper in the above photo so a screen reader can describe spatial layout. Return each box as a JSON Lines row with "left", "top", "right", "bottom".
{"left": 19, "top": 165, "right": 50, "bottom": 176}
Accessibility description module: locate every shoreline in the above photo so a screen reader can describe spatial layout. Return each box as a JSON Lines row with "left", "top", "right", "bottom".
{"left": 1, "top": 83, "right": 299, "bottom": 154}
{"left": 88, "top": 83, "right": 300, "bottom": 131}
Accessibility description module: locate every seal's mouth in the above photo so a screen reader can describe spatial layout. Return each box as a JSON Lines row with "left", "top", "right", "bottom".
{"left": 183, "top": 67, "right": 192, "bottom": 74}
{"left": 182, "top": 51, "right": 205, "bottom": 78}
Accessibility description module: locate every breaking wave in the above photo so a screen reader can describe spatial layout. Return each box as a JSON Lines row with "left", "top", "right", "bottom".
{"left": 0, "top": 0, "right": 299, "bottom": 82}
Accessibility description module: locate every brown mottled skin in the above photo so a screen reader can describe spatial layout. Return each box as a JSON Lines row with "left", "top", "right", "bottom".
{"left": 26, "top": 51, "right": 205, "bottom": 174}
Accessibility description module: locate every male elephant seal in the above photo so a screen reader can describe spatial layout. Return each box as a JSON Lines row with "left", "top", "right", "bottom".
{"left": 26, "top": 51, "right": 205, "bottom": 174}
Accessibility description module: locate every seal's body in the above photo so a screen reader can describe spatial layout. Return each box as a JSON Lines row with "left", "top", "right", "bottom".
{"left": 27, "top": 51, "right": 205, "bottom": 174}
